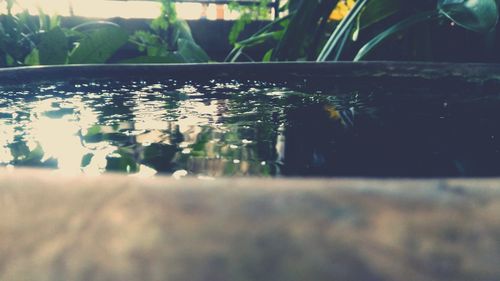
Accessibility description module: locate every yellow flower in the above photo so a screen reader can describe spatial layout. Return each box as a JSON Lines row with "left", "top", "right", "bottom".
{"left": 329, "top": 0, "right": 356, "bottom": 21}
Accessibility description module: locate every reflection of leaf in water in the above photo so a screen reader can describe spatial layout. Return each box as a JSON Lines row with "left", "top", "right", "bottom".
{"left": 9, "top": 141, "right": 57, "bottom": 168}
{"left": 83, "top": 125, "right": 102, "bottom": 142}
{"left": 105, "top": 148, "right": 138, "bottom": 173}
{"left": 82, "top": 125, "right": 131, "bottom": 143}
{"left": 222, "top": 127, "right": 241, "bottom": 144}
{"left": 260, "top": 164, "right": 271, "bottom": 176}
{"left": 142, "top": 143, "right": 177, "bottom": 173}
{"left": 170, "top": 127, "right": 185, "bottom": 145}
{"left": 11, "top": 142, "right": 43, "bottom": 163}
{"left": 85, "top": 124, "right": 101, "bottom": 136}
{"left": 224, "top": 162, "right": 237, "bottom": 175}
{"left": 81, "top": 153, "right": 93, "bottom": 167}
{"left": 191, "top": 128, "right": 211, "bottom": 157}
{"left": 43, "top": 108, "right": 74, "bottom": 119}
{"left": 106, "top": 133, "right": 132, "bottom": 143}
{"left": 9, "top": 142, "right": 31, "bottom": 161}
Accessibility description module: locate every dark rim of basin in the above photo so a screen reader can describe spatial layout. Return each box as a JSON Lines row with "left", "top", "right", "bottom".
{"left": 1, "top": 62, "right": 500, "bottom": 87}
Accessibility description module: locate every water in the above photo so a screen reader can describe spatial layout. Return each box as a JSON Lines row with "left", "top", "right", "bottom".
{"left": 1, "top": 77, "right": 500, "bottom": 178}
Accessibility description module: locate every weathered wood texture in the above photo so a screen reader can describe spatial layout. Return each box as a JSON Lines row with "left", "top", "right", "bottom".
{"left": 1, "top": 169, "right": 500, "bottom": 281}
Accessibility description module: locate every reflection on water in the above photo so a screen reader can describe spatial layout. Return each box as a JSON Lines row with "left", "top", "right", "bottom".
{"left": 0, "top": 79, "right": 340, "bottom": 177}
{"left": 2, "top": 78, "right": 500, "bottom": 177}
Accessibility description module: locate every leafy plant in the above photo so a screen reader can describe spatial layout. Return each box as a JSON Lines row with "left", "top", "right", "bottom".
{"left": 227, "top": 0, "right": 499, "bottom": 62}
{"left": 226, "top": 0, "right": 340, "bottom": 62}
{"left": 22, "top": 22, "right": 129, "bottom": 66}
{"left": 128, "top": 0, "right": 209, "bottom": 63}
{"left": 68, "top": 23, "right": 128, "bottom": 64}
{"left": 227, "top": 0, "right": 273, "bottom": 45}
{"left": 0, "top": 7, "right": 44, "bottom": 66}
{"left": 319, "top": 0, "right": 499, "bottom": 61}
{"left": 0, "top": 1, "right": 129, "bottom": 67}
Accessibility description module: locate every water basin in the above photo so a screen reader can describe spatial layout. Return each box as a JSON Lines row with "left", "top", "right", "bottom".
{"left": 1, "top": 62, "right": 500, "bottom": 177}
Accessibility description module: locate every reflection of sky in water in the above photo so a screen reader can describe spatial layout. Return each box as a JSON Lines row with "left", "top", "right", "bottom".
{"left": 0, "top": 79, "right": 338, "bottom": 177}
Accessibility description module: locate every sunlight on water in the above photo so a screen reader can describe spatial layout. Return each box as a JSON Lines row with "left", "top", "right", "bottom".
{"left": 2, "top": 77, "right": 500, "bottom": 178}
{"left": 25, "top": 98, "right": 91, "bottom": 173}
{"left": 0, "top": 78, "right": 338, "bottom": 177}
{"left": 0, "top": 120, "right": 14, "bottom": 164}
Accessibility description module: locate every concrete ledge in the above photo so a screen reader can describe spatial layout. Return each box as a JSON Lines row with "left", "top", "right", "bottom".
{"left": 1, "top": 169, "right": 500, "bottom": 281}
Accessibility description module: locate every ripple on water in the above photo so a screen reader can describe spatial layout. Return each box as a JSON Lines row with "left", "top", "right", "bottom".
{"left": 2, "top": 78, "right": 500, "bottom": 178}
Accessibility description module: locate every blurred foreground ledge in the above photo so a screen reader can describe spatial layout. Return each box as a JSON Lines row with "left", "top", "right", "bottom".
{"left": 1, "top": 169, "right": 500, "bottom": 281}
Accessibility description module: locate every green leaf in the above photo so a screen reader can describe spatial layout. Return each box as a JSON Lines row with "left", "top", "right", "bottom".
{"left": 50, "top": 15, "right": 61, "bottom": 30}
{"left": 38, "top": 27, "right": 68, "bottom": 65}
{"left": 69, "top": 26, "right": 128, "bottom": 64}
{"left": 176, "top": 20, "right": 194, "bottom": 41}
{"left": 177, "top": 38, "right": 210, "bottom": 63}
{"left": 71, "top": 21, "right": 120, "bottom": 32}
{"left": 146, "top": 46, "right": 166, "bottom": 57}
{"left": 85, "top": 125, "right": 101, "bottom": 136}
{"left": 6, "top": 0, "right": 14, "bottom": 15}
{"left": 352, "top": 10, "right": 362, "bottom": 41}
{"left": 354, "top": 11, "right": 438, "bottom": 61}
{"left": 105, "top": 148, "right": 138, "bottom": 173}
{"left": 224, "top": 14, "right": 292, "bottom": 62}
{"left": 81, "top": 153, "right": 94, "bottom": 167}
{"left": 439, "top": 0, "right": 499, "bottom": 33}
{"left": 151, "top": 16, "right": 168, "bottom": 31}
{"left": 263, "top": 49, "right": 273, "bottom": 61}
{"left": 317, "top": 0, "right": 370, "bottom": 62}
{"left": 236, "top": 32, "right": 278, "bottom": 48}
{"left": 229, "top": 14, "right": 252, "bottom": 45}
{"left": 142, "top": 143, "right": 176, "bottom": 172}
{"left": 360, "top": 0, "right": 401, "bottom": 30}
{"left": 6, "top": 54, "right": 15, "bottom": 66}
{"left": 24, "top": 48, "right": 40, "bottom": 65}
{"left": 120, "top": 54, "right": 185, "bottom": 64}
{"left": 273, "top": 0, "right": 339, "bottom": 61}
{"left": 63, "top": 28, "right": 85, "bottom": 40}
{"left": 38, "top": 9, "right": 49, "bottom": 31}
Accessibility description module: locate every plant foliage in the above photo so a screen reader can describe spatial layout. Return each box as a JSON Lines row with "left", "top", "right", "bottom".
{"left": 128, "top": 0, "right": 209, "bottom": 63}
{"left": 0, "top": 1, "right": 129, "bottom": 66}
{"left": 228, "top": 0, "right": 499, "bottom": 62}
{"left": 227, "top": 0, "right": 273, "bottom": 45}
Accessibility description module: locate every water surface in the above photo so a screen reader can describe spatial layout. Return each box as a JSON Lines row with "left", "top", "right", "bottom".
{"left": 1, "top": 78, "right": 500, "bottom": 177}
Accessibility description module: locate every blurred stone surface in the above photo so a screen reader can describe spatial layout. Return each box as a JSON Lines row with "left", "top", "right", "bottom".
{"left": 1, "top": 169, "right": 500, "bottom": 281}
